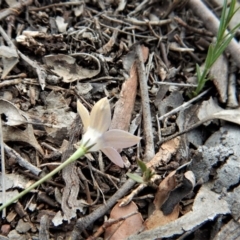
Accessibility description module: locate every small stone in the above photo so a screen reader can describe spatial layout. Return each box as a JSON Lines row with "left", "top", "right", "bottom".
{"left": 16, "top": 219, "right": 31, "bottom": 233}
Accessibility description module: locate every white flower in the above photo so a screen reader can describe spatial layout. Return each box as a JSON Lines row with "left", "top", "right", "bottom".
{"left": 77, "top": 98, "right": 141, "bottom": 167}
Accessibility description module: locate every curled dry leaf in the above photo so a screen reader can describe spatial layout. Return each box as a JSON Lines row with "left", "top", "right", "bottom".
{"left": 44, "top": 53, "right": 101, "bottom": 83}
{"left": 0, "top": 46, "right": 19, "bottom": 79}
{"left": 0, "top": 100, "right": 44, "bottom": 154}
{"left": 147, "top": 137, "right": 180, "bottom": 168}
{"left": 145, "top": 170, "right": 178, "bottom": 230}
{"left": 3, "top": 124, "right": 44, "bottom": 155}
{"left": 0, "top": 99, "right": 25, "bottom": 126}
{"left": 104, "top": 201, "right": 143, "bottom": 240}
{"left": 161, "top": 171, "right": 195, "bottom": 215}
{"left": 145, "top": 171, "right": 195, "bottom": 230}
{"left": 129, "top": 185, "right": 230, "bottom": 240}
{"left": 111, "top": 45, "right": 149, "bottom": 131}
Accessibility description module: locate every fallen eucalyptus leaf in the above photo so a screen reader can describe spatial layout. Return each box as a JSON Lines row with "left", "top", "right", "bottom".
{"left": 105, "top": 201, "right": 143, "bottom": 240}
{"left": 0, "top": 99, "right": 26, "bottom": 126}
{"left": 44, "top": 53, "right": 101, "bottom": 83}
{"left": 0, "top": 46, "right": 19, "bottom": 79}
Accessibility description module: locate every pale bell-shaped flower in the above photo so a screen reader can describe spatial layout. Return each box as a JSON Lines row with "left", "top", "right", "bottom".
{"left": 77, "top": 97, "right": 141, "bottom": 167}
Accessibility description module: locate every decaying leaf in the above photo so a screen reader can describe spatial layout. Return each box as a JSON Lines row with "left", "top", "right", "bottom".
{"left": 0, "top": 172, "right": 33, "bottom": 191}
{"left": 28, "top": 91, "right": 76, "bottom": 146}
{"left": 104, "top": 201, "right": 143, "bottom": 240}
{"left": 129, "top": 185, "right": 230, "bottom": 240}
{"left": 160, "top": 171, "right": 195, "bottom": 215}
{"left": 0, "top": 46, "right": 19, "bottom": 79}
{"left": 44, "top": 53, "right": 101, "bottom": 82}
{"left": 111, "top": 45, "right": 149, "bottom": 131}
{"left": 144, "top": 207, "right": 179, "bottom": 230}
{"left": 145, "top": 171, "right": 178, "bottom": 230}
{"left": 0, "top": 99, "right": 26, "bottom": 126}
{"left": 0, "top": 99, "right": 44, "bottom": 154}
{"left": 212, "top": 109, "right": 240, "bottom": 125}
{"left": 147, "top": 137, "right": 180, "bottom": 168}
{"left": 145, "top": 171, "right": 195, "bottom": 230}
{"left": 153, "top": 171, "right": 177, "bottom": 209}
{"left": 3, "top": 123, "right": 44, "bottom": 155}
{"left": 210, "top": 55, "right": 228, "bottom": 103}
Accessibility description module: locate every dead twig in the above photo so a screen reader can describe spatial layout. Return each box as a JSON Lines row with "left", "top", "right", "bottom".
{"left": 71, "top": 178, "right": 136, "bottom": 239}
{"left": 4, "top": 144, "right": 41, "bottom": 176}
{"left": 154, "top": 82, "right": 197, "bottom": 88}
{"left": 174, "top": 16, "right": 213, "bottom": 37}
{"left": 0, "top": 0, "right": 33, "bottom": 21}
{"left": 87, "top": 211, "right": 139, "bottom": 240}
{"left": 136, "top": 45, "right": 155, "bottom": 161}
{"left": 158, "top": 88, "right": 211, "bottom": 121}
{"left": 29, "top": 1, "right": 83, "bottom": 11}
{"left": 0, "top": 118, "right": 6, "bottom": 218}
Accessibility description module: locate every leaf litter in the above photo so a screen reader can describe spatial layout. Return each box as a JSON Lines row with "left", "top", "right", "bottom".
{"left": 0, "top": 0, "right": 240, "bottom": 239}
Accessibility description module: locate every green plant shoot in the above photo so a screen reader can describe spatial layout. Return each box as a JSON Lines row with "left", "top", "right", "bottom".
{"left": 192, "top": 0, "right": 240, "bottom": 96}
{"left": 127, "top": 159, "right": 155, "bottom": 183}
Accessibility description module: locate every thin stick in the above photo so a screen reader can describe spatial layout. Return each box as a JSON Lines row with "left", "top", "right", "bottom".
{"left": 71, "top": 178, "right": 136, "bottom": 239}
{"left": 29, "top": 1, "right": 83, "bottom": 11}
{"left": 0, "top": 119, "right": 6, "bottom": 217}
{"left": 154, "top": 82, "right": 198, "bottom": 88}
{"left": 158, "top": 88, "right": 211, "bottom": 121}
{"left": 4, "top": 144, "right": 41, "bottom": 176}
{"left": 136, "top": 45, "right": 155, "bottom": 161}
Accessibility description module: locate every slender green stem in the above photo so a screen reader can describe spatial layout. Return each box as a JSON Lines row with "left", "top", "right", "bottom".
{"left": 0, "top": 147, "right": 86, "bottom": 211}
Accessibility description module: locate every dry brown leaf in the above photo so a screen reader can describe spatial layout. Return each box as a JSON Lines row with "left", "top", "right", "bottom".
{"left": 104, "top": 201, "right": 143, "bottom": 240}
{"left": 144, "top": 171, "right": 179, "bottom": 230}
{"left": 0, "top": 99, "right": 26, "bottom": 126}
{"left": 147, "top": 137, "right": 180, "bottom": 168}
{"left": 0, "top": 46, "right": 19, "bottom": 79}
{"left": 110, "top": 45, "right": 149, "bottom": 131}
{"left": 154, "top": 170, "right": 177, "bottom": 209}
{"left": 210, "top": 55, "right": 228, "bottom": 103}
{"left": 44, "top": 53, "right": 101, "bottom": 83}
{"left": 3, "top": 124, "right": 44, "bottom": 155}
{"left": 145, "top": 206, "right": 179, "bottom": 230}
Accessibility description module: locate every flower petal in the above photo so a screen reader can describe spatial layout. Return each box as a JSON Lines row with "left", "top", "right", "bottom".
{"left": 89, "top": 97, "right": 111, "bottom": 133}
{"left": 101, "top": 147, "right": 124, "bottom": 168}
{"left": 77, "top": 100, "right": 90, "bottom": 131}
{"left": 103, "top": 129, "right": 141, "bottom": 149}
